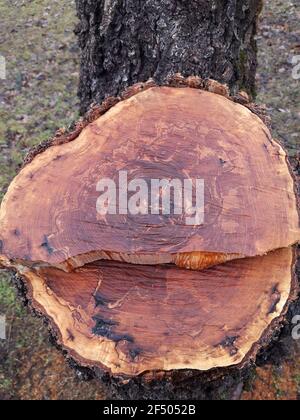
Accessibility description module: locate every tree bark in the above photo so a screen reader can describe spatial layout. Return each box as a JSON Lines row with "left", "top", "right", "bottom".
{"left": 75, "top": 0, "right": 263, "bottom": 114}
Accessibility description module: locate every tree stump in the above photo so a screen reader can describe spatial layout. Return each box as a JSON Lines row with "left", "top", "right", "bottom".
{"left": 0, "top": 0, "right": 299, "bottom": 399}
{"left": 0, "top": 85, "right": 298, "bottom": 272}
{"left": 0, "top": 80, "right": 299, "bottom": 400}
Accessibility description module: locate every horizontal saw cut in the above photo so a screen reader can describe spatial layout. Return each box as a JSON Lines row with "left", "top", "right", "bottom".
{"left": 0, "top": 86, "right": 299, "bottom": 271}
{"left": 20, "top": 247, "right": 295, "bottom": 376}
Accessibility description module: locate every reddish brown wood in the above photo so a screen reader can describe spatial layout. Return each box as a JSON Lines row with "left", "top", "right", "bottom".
{"left": 0, "top": 86, "right": 299, "bottom": 272}
{"left": 20, "top": 248, "right": 296, "bottom": 376}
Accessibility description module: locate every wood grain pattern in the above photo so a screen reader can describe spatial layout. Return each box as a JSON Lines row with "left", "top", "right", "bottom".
{"left": 21, "top": 248, "right": 295, "bottom": 376}
{"left": 0, "top": 87, "right": 299, "bottom": 271}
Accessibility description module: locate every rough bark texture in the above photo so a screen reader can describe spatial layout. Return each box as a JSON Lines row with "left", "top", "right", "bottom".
{"left": 75, "top": 0, "right": 263, "bottom": 114}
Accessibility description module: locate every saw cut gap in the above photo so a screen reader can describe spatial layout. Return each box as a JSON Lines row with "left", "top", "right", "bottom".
{"left": 0, "top": 87, "right": 299, "bottom": 272}
{"left": 21, "top": 247, "right": 295, "bottom": 376}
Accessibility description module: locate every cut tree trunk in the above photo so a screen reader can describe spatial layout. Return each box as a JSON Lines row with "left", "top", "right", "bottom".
{"left": 0, "top": 84, "right": 298, "bottom": 272}
{"left": 19, "top": 248, "right": 296, "bottom": 377}
{"left": 0, "top": 0, "right": 299, "bottom": 400}
{"left": 0, "top": 79, "right": 299, "bottom": 400}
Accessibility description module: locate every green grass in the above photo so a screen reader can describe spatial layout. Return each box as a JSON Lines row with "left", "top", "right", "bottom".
{"left": 0, "top": 0, "right": 79, "bottom": 199}
{"left": 0, "top": 275, "right": 19, "bottom": 310}
{"left": 0, "top": 0, "right": 94, "bottom": 400}
{"left": 256, "top": 0, "right": 300, "bottom": 158}
{"left": 294, "top": 374, "right": 300, "bottom": 391}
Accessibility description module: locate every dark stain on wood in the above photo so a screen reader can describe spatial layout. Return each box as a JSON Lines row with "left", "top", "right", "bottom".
{"left": 128, "top": 347, "right": 142, "bottom": 361}
{"left": 0, "top": 239, "right": 3, "bottom": 253}
{"left": 218, "top": 336, "right": 239, "bottom": 356}
{"left": 267, "top": 284, "right": 281, "bottom": 315}
{"left": 67, "top": 329, "right": 75, "bottom": 342}
{"left": 53, "top": 155, "right": 63, "bottom": 161}
{"left": 92, "top": 315, "right": 134, "bottom": 344}
{"left": 93, "top": 292, "right": 111, "bottom": 308}
{"left": 40, "top": 235, "right": 54, "bottom": 255}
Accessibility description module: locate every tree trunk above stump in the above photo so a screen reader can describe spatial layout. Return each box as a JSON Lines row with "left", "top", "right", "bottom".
{"left": 75, "top": 0, "right": 263, "bottom": 114}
